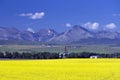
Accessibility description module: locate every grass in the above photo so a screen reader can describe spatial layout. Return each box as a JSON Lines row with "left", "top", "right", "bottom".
{"left": 1, "top": 44, "right": 120, "bottom": 53}
{"left": 0, "top": 59, "right": 120, "bottom": 80}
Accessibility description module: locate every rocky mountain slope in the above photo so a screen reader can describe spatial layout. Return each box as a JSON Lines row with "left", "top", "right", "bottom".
{"left": 0, "top": 25, "right": 120, "bottom": 44}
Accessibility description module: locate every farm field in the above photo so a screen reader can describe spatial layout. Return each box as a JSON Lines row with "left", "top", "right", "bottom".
{"left": 1, "top": 44, "right": 120, "bottom": 53}
{"left": 0, "top": 59, "right": 120, "bottom": 80}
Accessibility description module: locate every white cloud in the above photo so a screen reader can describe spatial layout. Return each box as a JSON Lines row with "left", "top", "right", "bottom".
{"left": 65, "top": 23, "right": 72, "bottom": 27}
{"left": 30, "top": 12, "right": 45, "bottom": 19}
{"left": 19, "top": 12, "right": 45, "bottom": 20}
{"left": 113, "top": 14, "right": 120, "bottom": 16}
{"left": 83, "top": 22, "right": 99, "bottom": 30}
{"left": 19, "top": 13, "right": 32, "bottom": 16}
{"left": 105, "top": 23, "right": 116, "bottom": 29}
{"left": 27, "top": 27, "right": 35, "bottom": 33}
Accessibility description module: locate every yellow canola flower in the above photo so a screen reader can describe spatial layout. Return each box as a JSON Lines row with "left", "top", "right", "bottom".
{"left": 0, "top": 59, "right": 120, "bottom": 80}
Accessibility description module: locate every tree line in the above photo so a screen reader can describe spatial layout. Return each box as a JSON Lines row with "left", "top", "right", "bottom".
{"left": 0, "top": 52, "right": 59, "bottom": 59}
{"left": 67, "top": 52, "right": 120, "bottom": 58}
{"left": 0, "top": 51, "right": 120, "bottom": 59}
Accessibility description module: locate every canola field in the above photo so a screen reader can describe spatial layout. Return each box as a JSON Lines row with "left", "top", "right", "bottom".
{"left": 0, "top": 59, "right": 120, "bottom": 80}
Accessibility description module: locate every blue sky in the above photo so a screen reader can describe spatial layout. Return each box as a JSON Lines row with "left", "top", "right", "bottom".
{"left": 0, "top": 0, "right": 120, "bottom": 32}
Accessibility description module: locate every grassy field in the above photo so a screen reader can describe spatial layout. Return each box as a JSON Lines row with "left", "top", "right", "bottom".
{"left": 0, "top": 59, "right": 120, "bottom": 80}
{"left": 1, "top": 44, "right": 120, "bottom": 53}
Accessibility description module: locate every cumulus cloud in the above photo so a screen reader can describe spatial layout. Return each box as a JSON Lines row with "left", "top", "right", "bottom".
{"left": 65, "top": 23, "right": 72, "bottom": 27}
{"left": 83, "top": 22, "right": 99, "bottom": 30}
{"left": 27, "top": 27, "right": 35, "bottom": 33}
{"left": 19, "top": 12, "right": 45, "bottom": 20}
{"left": 105, "top": 23, "right": 116, "bottom": 29}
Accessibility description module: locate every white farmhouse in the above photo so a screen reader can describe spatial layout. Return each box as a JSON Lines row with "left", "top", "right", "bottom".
{"left": 90, "top": 55, "right": 98, "bottom": 59}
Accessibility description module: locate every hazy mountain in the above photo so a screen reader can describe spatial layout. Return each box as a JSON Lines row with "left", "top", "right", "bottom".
{"left": 0, "top": 27, "right": 20, "bottom": 40}
{"left": 36, "top": 29, "right": 58, "bottom": 42}
{"left": 49, "top": 25, "right": 94, "bottom": 43}
{"left": 95, "top": 30, "right": 119, "bottom": 39}
{"left": 0, "top": 25, "right": 120, "bottom": 44}
{"left": 19, "top": 31, "right": 36, "bottom": 41}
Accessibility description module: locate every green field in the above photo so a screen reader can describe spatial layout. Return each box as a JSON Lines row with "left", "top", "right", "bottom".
{"left": 0, "top": 59, "right": 120, "bottom": 80}
{"left": 1, "top": 44, "right": 120, "bottom": 53}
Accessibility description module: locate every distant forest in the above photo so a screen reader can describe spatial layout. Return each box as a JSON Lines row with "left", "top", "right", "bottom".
{"left": 0, "top": 51, "right": 120, "bottom": 59}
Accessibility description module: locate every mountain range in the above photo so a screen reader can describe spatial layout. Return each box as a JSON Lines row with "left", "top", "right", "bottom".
{"left": 0, "top": 25, "right": 120, "bottom": 45}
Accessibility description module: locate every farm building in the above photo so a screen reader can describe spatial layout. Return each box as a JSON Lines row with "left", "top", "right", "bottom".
{"left": 90, "top": 55, "right": 102, "bottom": 59}
{"left": 59, "top": 46, "right": 69, "bottom": 58}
